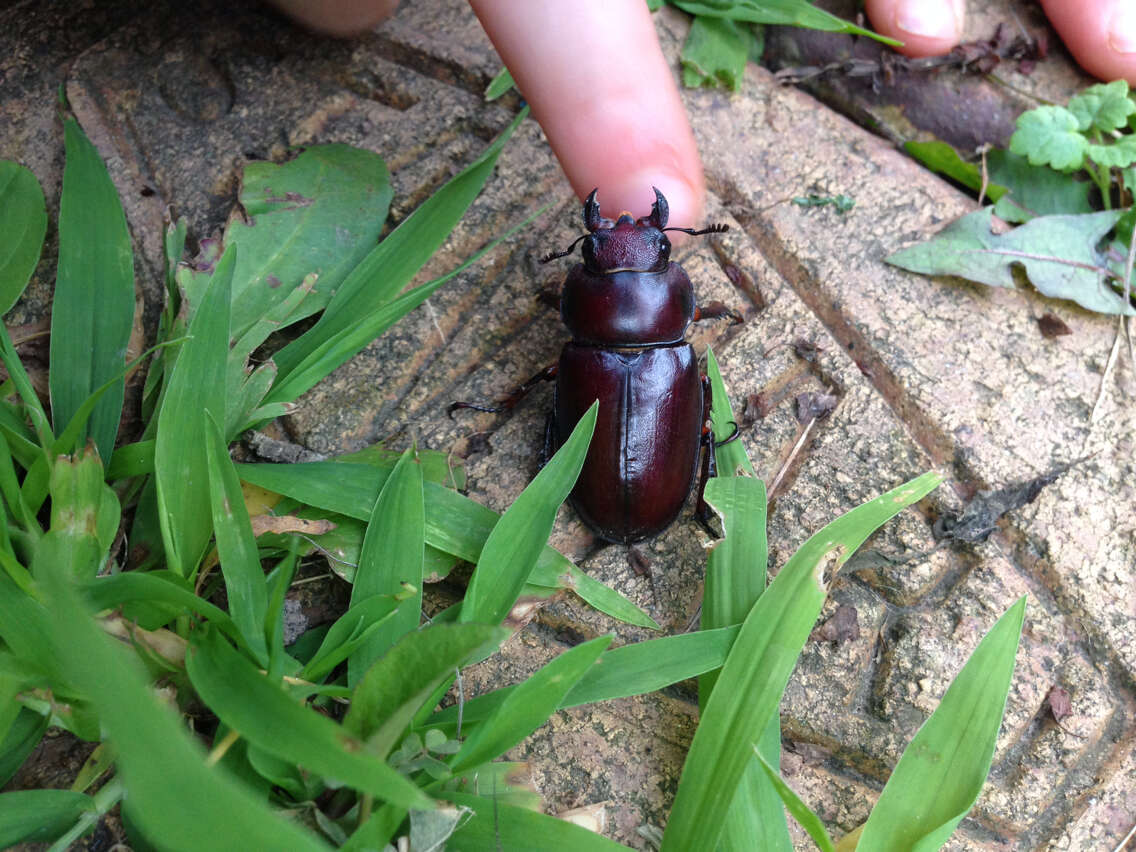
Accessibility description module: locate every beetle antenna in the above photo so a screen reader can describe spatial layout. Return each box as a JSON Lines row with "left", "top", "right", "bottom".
{"left": 540, "top": 233, "right": 588, "bottom": 263}
{"left": 663, "top": 223, "right": 730, "bottom": 236}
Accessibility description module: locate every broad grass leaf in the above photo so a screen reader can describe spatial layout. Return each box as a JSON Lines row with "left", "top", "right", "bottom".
{"left": 670, "top": 0, "right": 899, "bottom": 44}
{"left": 236, "top": 458, "right": 657, "bottom": 629}
{"left": 0, "top": 789, "right": 93, "bottom": 847}
{"left": 0, "top": 708, "right": 49, "bottom": 787}
{"left": 204, "top": 415, "right": 269, "bottom": 665}
{"left": 262, "top": 197, "right": 550, "bottom": 411}
{"left": 886, "top": 207, "right": 1135, "bottom": 316}
{"left": 662, "top": 472, "right": 942, "bottom": 852}
{"left": 299, "top": 594, "right": 400, "bottom": 683}
{"left": 343, "top": 622, "right": 507, "bottom": 755}
{"left": 460, "top": 402, "right": 596, "bottom": 626}
{"left": 186, "top": 145, "right": 391, "bottom": 339}
{"left": 271, "top": 108, "right": 528, "bottom": 387}
{"left": 81, "top": 571, "right": 242, "bottom": 645}
{"left": 187, "top": 627, "right": 433, "bottom": 810}
{"left": 426, "top": 624, "right": 742, "bottom": 735}
{"left": 753, "top": 750, "right": 836, "bottom": 852}
{"left": 706, "top": 348, "right": 752, "bottom": 477}
{"left": 348, "top": 447, "right": 424, "bottom": 686}
{"left": 856, "top": 596, "right": 1026, "bottom": 852}
{"left": 441, "top": 791, "right": 628, "bottom": 851}
{"left": 0, "top": 161, "right": 46, "bottom": 315}
{"left": 449, "top": 635, "right": 612, "bottom": 774}
{"left": 484, "top": 67, "right": 515, "bottom": 100}
{"left": 49, "top": 119, "right": 134, "bottom": 462}
{"left": 155, "top": 244, "right": 235, "bottom": 576}
{"left": 704, "top": 348, "right": 790, "bottom": 852}
{"left": 38, "top": 557, "right": 331, "bottom": 851}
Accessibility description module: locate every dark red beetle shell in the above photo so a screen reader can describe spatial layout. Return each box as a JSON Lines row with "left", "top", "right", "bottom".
{"left": 550, "top": 188, "right": 706, "bottom": 543}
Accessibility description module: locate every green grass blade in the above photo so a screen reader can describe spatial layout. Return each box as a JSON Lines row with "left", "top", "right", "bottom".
{"left": 450, "top": 635, "right": 612, "bottom": 774}
{"left": 0, "top": 322, "right": 51, "bottom": 450}
{"left": 0, "top": 161, "right": 47, "bottom": 315}
{"left": 236, "top": 457, "right": 656, "bottom": 629}
{"left": 299, "top": 594, "right": 401, "bottom": 683}
{"left": 205, "top": 414, "right": 269, "bottom": 665}
{"left": 81, "top": 572, "right": 242, "bottom": 645}
{"left": 427, "top": 624, "right": 741, "bottom": 734}
{"left": 662, "top": 472, "right": 942, "bottom": 851}
{"left": 105, "top": 439, "right": 154, "bottom": 480}
{"left": 442, "top": 791, "right": 628, "bottom": 850}
{"left": 262, "top": 201, "right": 549, "bottom": 409}
{"left": 38, "top": 553, "right": 331, "bottom": 851}
{"left": 461, "top": 402, "right": 596, "bottom": 626}
{"left": 348, "top": 447, "right": 424, "bottom": 687}
{"left": 187, "top": 627, "right": 434, "bottom": 811}
{"left": 49, "top": 119, "right": 134, "bottom": 461}
{"left": 856, "top": 596, "right": 1026, "bottom": 852}
{"left": 271, "top": 108, "right": 528, "bottom": 385}
{"left": 670, "top": 0, "right": 901, "bottom": 45}
{"left": 0, "top": 789, "right": 93, "bottom": 848}
{"left": 155, "top": 245, "right": 234, "bottom": 576}
{"left": 707, "top": 347, "right": 753, "bottom": 476}
{"left": 701, "top": 476, "right": 766, "bottom": 656}
{"left": 704, "top": 347, "right": 791, "bottom": 852}
{"left": 222, "top": 145, "right": 392, "bottom": 340}
{"left": 0, "top": 708, "right": 50, "bottom": 787}
{"left": 754, "top": 749, "right": 836, "bottom": 852}
{"left": 343, "top": 622, "right": 507, "bottom": 755}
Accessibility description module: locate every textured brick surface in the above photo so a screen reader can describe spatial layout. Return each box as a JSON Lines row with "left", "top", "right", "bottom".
{"left": 4, "top": 0, "right": 1134, "bottom": 848}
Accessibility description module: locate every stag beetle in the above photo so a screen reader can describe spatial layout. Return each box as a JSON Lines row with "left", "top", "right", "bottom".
{"left": 455, "top": 188, "right": 738, "bottom": 543}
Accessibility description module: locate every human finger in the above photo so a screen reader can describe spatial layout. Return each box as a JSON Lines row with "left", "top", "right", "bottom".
{"left": 864, "top": 0, "right": 966, "bottom": 58}
{"left": 469, "top": 0, "right": 706, "bottom": 229}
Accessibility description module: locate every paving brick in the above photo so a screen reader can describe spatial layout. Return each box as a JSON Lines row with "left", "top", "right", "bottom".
{"left": 9, "top": 0, "right": 1133, "bottom": 847}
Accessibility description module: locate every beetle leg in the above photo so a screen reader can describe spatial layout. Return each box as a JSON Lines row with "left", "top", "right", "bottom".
{"left": 449, "top": 363, "right": 558, "bottom": 417}
{"left": 693, "top": 300, "right": 743, "bottom": 325}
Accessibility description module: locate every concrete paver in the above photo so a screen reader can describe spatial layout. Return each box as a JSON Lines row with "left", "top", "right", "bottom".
{"left": 2, "top": 0, "right": 1133, "bottom": 848}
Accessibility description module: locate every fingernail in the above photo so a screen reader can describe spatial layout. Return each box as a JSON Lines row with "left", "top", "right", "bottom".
{"left": 616, "top": 169, "right": 702, "bottom": 228}
{"left": 895, "top": 0, "right": 962, "bottom": 39}
{"left": 1109, "top": 3, "right": 1136, "bottom": 54}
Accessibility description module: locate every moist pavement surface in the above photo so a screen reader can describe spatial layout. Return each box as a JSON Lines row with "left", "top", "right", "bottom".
{"left": 3, "top": 0, "right": 1133, "bottom": 848}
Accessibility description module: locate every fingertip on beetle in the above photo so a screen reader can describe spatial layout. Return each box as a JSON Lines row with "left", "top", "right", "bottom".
{"left": 601, "top": 169, "right": 704, "bottom": 242}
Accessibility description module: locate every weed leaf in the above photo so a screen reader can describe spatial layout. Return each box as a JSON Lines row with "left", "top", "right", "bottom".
{"left": 50, "top": 120, "right": 134, "bottom": 461}
{"left": 887, "top": 207, "right": 1135, "bottom": 316}
{"left": 856, "top": 597, "right": 1026, "bottom": 851}
{"left": 0, "top": 162, "right": 47, "bottom": 315}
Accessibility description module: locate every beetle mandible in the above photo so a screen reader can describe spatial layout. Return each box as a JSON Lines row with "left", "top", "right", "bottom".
{"left": 456, "top": 188, "right": 739, "bottom": 543}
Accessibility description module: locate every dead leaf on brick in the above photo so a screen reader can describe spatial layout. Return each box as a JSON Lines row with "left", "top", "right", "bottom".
{"left": 250, "top": 514, "right": 336, "bottom": 537}
{"left": 1038, "top": 312, "right": 1073, "bottom": 338}
{"left": 811, "top": 603, "right": 861, "bottom": 643}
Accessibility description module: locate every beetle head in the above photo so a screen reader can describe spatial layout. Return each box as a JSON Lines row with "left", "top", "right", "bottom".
{"left": 541, "top": 187, "right": 728, "bottom": 270}
{"left": 541, "top": 188, "right": 672, "bottom": 273}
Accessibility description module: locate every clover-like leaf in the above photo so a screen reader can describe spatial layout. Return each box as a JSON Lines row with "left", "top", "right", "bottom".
{"left": 1067, "top": 80, "right": 1136, "bottom": 133}
{"left": 1087, "top": 135, "right": 1136, "bottom": 169}
{"left": 1009, "top": 106, "right": 1088, "bottom": 171}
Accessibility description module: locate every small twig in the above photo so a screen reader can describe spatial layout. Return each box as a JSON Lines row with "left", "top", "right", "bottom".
{"left": 768, "top": 417, "right": 817, "bottom": 498}
{"left": 455, "top": 666, "right": 465, "bottom": 739}
{"left": 205, "top": 728, "right": 241, "bottom": 767}
{"left": 1089, "top": 318, "right": 1123, "bottom": 425}
{"left": 424, "top": 297, "right": 446, "bottom": 345}
{"left": 289, "top": 571, "right": 333, "bottom": 587}
{"left": 977, "top": 144, "right": 992, "bottom": 206}
{"left": 1111, "top": 821, "right": 1136, "bottom": 852}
